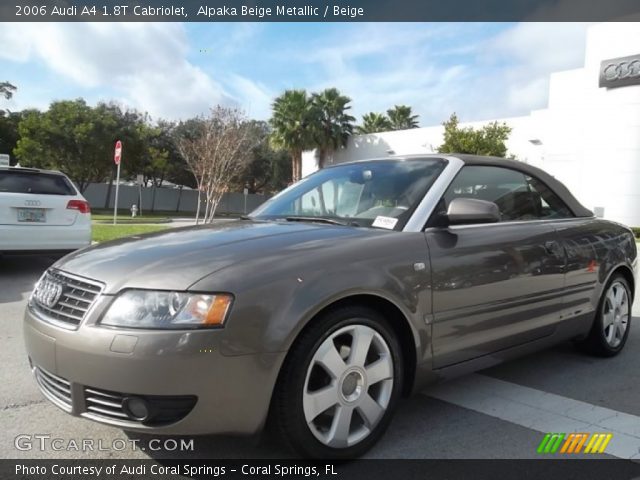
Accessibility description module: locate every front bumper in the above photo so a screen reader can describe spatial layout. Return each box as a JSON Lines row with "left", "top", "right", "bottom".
{"left": 23, "top": 303, "right": 286, "bottom": 435}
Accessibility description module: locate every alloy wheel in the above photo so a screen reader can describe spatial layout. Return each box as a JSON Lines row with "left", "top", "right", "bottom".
{"left": 602, "top": 280, "right": 630, "bottom": 348}
{"left": 302, "top": 323, "right": 394, "bottom": 448}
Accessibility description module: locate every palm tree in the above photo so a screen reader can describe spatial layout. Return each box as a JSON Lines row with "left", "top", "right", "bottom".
{"left": 311, "top": 88, "right": 355, "bottom": 169}
{"left": 356, "top": 112, "right": 392, "bottom": 134}
{"left": 269, "top": 90, "right": 316, "bottom": 182}
{"left": 387, "top": 105, "right": 419, "bottom": 130}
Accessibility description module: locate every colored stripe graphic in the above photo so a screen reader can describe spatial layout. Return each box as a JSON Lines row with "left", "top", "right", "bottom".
{"left": 538, "top": 433, "right": 613, "bottom": 454}
{"left": 537, "top": 433, "right": 565, "bottom": 453}
{"left": 584, "top": 433, "right": 613, "bottom": 454}
{"left": 560, "top": 433, "right": 589, "bottom": 453}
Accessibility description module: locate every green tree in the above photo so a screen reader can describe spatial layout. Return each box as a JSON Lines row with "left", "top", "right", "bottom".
{"left": 356, "top": 112, "right": 392, "bottom": 134}
{"left": 311, "top": 88, "right": 355, "bottom": 169}
{"left": 0, "top": 110, "right": 33, "bottom": 162}
{"left": 14, "top": 99, "right": 120, "bottom": 191}
{"left": 269, "top": 90, "right": 316, "bottom": 182}
{"left": 232, "top": 121, "right": 291, "bottom": 194}
{"left": 438, "top": 113, "right": 512, "bottom": 158}
{"left": 0, "top": 82, "right": 16, "bottom": 101}
{"left": 387, "top": 105, "right": 419, "bottom": 130}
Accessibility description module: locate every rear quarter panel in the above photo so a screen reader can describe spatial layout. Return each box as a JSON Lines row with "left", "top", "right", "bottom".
{"left": 555, "top": 218, "right": 637, "bottom": 325}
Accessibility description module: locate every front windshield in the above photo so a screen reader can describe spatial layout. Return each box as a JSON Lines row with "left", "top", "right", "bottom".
{"left": 250, "top": 158, "right": 447, "bottom": 230}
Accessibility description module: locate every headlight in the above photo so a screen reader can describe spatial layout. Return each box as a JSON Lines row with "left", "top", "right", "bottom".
{"left": 100, "top": 290, "right": 233, "bottom": 329}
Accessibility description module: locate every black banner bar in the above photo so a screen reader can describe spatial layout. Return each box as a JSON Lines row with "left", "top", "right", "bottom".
{"left": 2, "top": 0, "right": 640, "bottom": 22}
{"left": 3, "top": 459, "right": 640, "bottom": 480}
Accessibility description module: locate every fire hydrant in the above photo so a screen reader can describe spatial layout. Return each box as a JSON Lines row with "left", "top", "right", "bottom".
{"left": 130, "top": 204, "right": 138, "bottom": 218}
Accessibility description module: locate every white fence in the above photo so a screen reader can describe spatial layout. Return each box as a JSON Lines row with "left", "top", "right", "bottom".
{"left": 82, "top": 183, "right": 269, "bottom": 215}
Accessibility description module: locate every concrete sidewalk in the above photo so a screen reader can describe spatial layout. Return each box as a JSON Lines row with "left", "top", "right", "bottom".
{"left": 167, "top": 217, "right": 237, "bottom": 228}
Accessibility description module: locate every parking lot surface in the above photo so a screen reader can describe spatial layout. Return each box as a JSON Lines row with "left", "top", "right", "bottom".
{"left": 1, "top": 254, "right": 639, "bottom": 460}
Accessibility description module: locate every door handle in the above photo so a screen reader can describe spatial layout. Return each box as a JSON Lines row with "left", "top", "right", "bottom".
{"left": 544, "top": 240, "right": 560, "bottom": 255}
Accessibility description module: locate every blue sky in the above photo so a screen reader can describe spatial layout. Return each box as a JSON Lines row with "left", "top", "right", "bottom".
{"left": 0, "top": 22, "right": 591, "bottom": 125}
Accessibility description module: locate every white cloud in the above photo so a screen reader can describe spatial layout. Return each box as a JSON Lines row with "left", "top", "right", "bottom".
{"left": 0, "top": 22, "right": 233, "bottom": 119}
{"left": 479, "top": 22, "right": 591, "bottom": 115}
{"left": 203, "top": 23, "right": 263, "bottom": 57}
{"left": 298, "top": 23, "right": 591, "bottom": 126}
{"left": 0, "top": 22, "right": 594, "bottom": 125}
{"left": 225, "top": 74, "right": 274, "bottom": 120}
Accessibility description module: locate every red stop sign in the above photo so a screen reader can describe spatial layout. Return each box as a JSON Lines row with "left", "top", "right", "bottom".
{"left": 114, "top": 140, "right": 122, "bottom": 165}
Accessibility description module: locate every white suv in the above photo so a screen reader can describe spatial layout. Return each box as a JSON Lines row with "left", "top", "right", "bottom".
{"left": 0, "top": 167, "right": 91, "bottom": 253}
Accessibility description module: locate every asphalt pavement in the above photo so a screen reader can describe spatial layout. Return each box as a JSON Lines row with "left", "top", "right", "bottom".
{"left": 1, "top": 254, "right": 639, "bottom": 460}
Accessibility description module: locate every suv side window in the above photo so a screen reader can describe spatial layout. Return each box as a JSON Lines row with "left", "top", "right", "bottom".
{"left": 440, "top": 165, "right": 572, "bottom": 222}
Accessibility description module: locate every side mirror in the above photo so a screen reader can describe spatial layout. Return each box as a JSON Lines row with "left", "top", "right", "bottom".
{"left": 446, "top": 198, "right": 500, "bottom": 225}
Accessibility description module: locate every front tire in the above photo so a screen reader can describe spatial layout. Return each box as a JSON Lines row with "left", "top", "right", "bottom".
{"left": 577, "top": 274, "right": 632, "bottom": 357}
{"left": 273, "top": 305, "right": 403, "bottom": 458}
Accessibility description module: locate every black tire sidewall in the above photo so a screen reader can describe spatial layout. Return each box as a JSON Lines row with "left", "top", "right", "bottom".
{"left": 277, "top": 305, "right": 403, "bottom": 459}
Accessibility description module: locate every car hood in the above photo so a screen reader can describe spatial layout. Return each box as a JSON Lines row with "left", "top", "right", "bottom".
{"left": 54, "top": 220, "right": 387, "bottom": 294}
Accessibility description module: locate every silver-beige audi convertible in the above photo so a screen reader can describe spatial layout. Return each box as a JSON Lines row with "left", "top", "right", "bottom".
{"left": 24, "top": 155, "right": 636, "bottom": 458}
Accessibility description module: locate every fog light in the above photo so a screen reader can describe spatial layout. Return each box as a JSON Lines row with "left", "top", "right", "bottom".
{"left": 123, "top": 397, "right": 150, "bottom": 421}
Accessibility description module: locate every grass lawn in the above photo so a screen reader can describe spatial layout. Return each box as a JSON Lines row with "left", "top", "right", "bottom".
{"left": 92, "top": 224, "right": 169, "bottom": 243}
{"left": 91, "top": 213, "right": 172, "bottom": 224}
{"left": 92, "top": 209, "right": 188, "bottom": 218}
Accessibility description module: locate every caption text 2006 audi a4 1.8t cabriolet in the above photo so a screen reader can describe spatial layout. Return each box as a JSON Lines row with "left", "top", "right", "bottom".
{"left": 24, "top": 154, "right": 636, "bottom": 458}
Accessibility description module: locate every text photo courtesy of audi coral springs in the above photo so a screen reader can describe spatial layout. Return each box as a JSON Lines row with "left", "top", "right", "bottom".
{"left": 1, "top": 12, "right": 639, "bottom": 475}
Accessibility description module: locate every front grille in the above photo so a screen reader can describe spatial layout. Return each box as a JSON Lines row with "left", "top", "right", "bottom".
{"left": 31, "top": 270, "right": 103, "bottom": 329}
{"left": 32, "top": 364, "right": 196, "bottom": 426}
{"left": 84, "top": 387, "right": 130, "bottom": 421}
{"left": 83, "top": 386, "right": 197, "bottom": 426}
{"left": 34, "top": 367, "right": 72, "bottom": 412}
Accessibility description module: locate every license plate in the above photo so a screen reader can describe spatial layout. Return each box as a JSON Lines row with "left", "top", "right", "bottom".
{"left": 17, "top": 208, "right": 46, "bottom": 223}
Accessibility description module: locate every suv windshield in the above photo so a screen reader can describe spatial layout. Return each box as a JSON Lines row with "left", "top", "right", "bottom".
{"left": 251, "top": 158, "right": 447, "bottom": 230}
{"left": 0, "top": 170, "right": 76, "bottom": 195}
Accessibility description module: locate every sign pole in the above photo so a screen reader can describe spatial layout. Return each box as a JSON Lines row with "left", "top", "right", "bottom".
{"left": 113, "top": 140, "right": 123, "bottom": 225}
{"left": 113, "top": 162, "right": 121, "bottom": 225}
{"left": 137, "top": 174, "right": 144, "bottom": 216}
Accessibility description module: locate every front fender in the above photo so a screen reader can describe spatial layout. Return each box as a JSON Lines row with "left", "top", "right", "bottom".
{"left": 188, "top": 232, "right": 433, "bottom": 362}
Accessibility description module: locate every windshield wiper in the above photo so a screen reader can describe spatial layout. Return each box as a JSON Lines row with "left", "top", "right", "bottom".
{"left": 285, "top": 216, "right": 349, "bottom": 226}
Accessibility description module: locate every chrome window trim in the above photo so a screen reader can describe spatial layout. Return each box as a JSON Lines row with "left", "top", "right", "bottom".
{"left": 402, "top": 156, "right": 465, "bottom": 232}
{"left": 424, "top": 216, "right": 595, "bottom": 232}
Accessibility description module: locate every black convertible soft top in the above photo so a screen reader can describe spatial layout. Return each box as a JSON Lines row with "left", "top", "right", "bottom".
{"left": 452, "top": 154, "right": 593, "bottom": 218}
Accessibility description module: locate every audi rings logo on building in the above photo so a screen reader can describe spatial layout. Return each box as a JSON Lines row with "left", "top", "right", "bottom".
{"left": 604, "top": 61, "right": 640, "bottom": 81}
{"left": 600, "top": 54, "right": 640, "bottom": 89}
{"left": 35, "top": 278, "right": 64, "bottom": 308}
{"left": 24, "top": 200, "right": 41, "bottom": 207}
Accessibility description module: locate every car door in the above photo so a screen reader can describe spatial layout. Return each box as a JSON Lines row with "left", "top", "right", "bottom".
{"left": 425, "top": 165, "right": 566, "bottom": 368}
{"left": 523, "top": 174, "right": 597, "bottom": 325}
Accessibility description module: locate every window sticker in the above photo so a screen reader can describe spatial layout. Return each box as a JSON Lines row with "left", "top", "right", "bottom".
{"left": 372, "top": 216, "right": 398, "bottom": 230}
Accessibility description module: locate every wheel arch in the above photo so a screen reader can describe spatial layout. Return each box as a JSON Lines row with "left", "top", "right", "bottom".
{"left": 604, "top": 264, "right": 635, "bottom": 303}
{"left": 277, "top": 293, "right": 419, "bottom": 399}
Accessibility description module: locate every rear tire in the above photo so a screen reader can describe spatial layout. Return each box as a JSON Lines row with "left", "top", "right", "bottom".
{"left": 577, "top": 274, "right": 632, "bottom": 357}
{"left": 272, "top": 305, "right": 403, "bottom": 458}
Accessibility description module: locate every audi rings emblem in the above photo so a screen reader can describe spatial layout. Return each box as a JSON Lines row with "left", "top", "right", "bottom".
{"left": 35, "top": 278, "right": 64, "bottom": 308}
{"left": 600, "top": 54, "right": 640, "bottom": 89}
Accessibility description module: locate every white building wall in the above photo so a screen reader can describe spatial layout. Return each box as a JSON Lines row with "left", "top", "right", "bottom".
{"left": 302, "top": 22, "right": 640, "bottom": 227}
